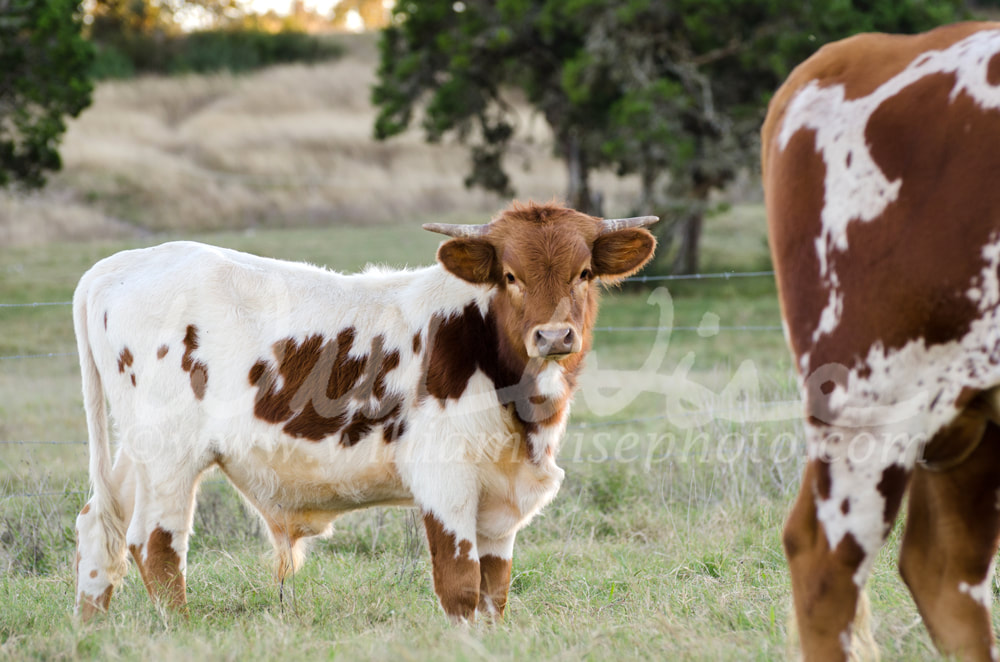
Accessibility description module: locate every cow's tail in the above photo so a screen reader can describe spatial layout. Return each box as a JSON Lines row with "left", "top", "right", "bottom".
{"left": 73, "top": 285, "right": 129, "bottom": 586}
{"left": 786, "top": 589, "right": 879, "bottom": 661}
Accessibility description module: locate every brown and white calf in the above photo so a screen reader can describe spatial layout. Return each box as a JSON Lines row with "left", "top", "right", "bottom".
{"left": 72, "top": 201, "right": 656, "bottom": 621}
{"left": 763, "top": 21, "right": 1000, "bottom": 661}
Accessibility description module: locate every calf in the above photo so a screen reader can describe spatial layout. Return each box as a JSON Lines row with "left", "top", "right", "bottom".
{"left": 763, "top": 21, "right": 1000, "bottom": 661}
{"left": 72, "top": 201, "right": 656, "bottom": 621}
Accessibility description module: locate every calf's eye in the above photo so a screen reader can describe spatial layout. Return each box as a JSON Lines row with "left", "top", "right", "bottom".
{"left": 580, "top": 268, "right": 592, "bottom": 281}
{"left": 505, "top": 273, "right": 516, "bottom": 284}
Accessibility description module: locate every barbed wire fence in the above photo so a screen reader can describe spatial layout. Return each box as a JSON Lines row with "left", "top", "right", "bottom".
{"left": 0, "top": 269, "right": 802, "bottom": 503}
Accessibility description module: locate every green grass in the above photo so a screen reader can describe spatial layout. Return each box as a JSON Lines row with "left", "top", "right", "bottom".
{"left": 0, "top": 205, "right": 960, "bottom": 659}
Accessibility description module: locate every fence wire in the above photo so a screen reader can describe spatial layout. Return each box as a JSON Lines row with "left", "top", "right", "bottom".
{"left": 1, "top": 268, "right": 790, "bottom": 502}
{"left": 0, "top": 269, "right": 777, "bottom": 310}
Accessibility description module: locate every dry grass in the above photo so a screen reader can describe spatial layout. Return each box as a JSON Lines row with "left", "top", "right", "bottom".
{"left": 0, "top": 34, "right": 639, "bottom": 246}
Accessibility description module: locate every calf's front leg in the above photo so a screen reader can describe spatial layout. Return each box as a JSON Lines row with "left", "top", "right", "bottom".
{"left": 422, "top": 510, "right": 480, "bottom": 621}
{"left": 477, "top": 533, "right": 515, "bottom": 620}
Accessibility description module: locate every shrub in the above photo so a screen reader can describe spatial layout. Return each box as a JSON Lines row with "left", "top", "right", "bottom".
{"left": 90, "top": 29, "right": 344, "bottom": 79}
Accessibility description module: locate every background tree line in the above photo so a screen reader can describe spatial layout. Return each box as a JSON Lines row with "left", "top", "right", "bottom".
{"left": 3, "top": 0, "right": 995, "bottom": 271}
{"left": 373, "top": 0, "right": 972, "bottom": 273}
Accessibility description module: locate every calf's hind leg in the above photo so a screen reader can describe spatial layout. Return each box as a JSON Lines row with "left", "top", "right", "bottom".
{"left": 126, "top": 461, "right": 205, "bottom": 612}
{"left": 784, "top": 431, "right": 912, "bottom": 661}
{"left": 900, "top": 418, "right": 1000, "bottom": 661}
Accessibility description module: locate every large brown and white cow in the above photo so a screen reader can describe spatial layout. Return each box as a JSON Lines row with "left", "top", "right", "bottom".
{"left": 72, "top": 201, "right": 656, "bottom": 621}
{"left": 763, "top": 21, "right": 1000, "bottom": 661}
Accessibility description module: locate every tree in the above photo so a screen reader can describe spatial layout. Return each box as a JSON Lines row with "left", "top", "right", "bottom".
{"left": 584, "top": 0, "right": 964, "bottom": 272}
{"left": 373, "top": 0, "right": 964, "bottom": 272}
{"left": 373, "top": 0, "right": 613, "bottom": 213}
{"left": 0, "top": 0, "right": 94, "bottom": 189}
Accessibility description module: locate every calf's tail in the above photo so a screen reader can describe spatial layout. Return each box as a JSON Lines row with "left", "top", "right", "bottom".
{"left": 73, "top": 287, "right": 129, "bottom": 587}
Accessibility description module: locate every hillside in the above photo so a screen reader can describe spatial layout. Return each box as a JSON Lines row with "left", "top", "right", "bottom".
{"left": 0, "top": 35, "right": 640, "bottom": 246}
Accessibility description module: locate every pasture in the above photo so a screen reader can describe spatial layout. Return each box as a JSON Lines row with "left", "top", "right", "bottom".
{"left": 0, "top": 204, "right": 970, "bottom": 660}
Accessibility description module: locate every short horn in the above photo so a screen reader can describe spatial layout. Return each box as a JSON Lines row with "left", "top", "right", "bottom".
{"left": 422, "top": 222, "right": 491, "bottom": 238}
{"left": 598, "top": 215, "right": 659, "bottom": 234}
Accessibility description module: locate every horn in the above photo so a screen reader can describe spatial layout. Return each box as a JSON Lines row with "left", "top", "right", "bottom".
{"left": 598, "top": 215, "right": 659, "bottom": 234}
{"left": 422, "top": 222, "right": 491, "bottom": 238}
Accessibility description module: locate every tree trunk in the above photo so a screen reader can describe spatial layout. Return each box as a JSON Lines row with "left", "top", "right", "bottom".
{"left": 563, "top": 131, "right": 594, "bottom": 214}
{"left": 673, "top": 182, "right": 712, "bottom": 275}
{"left": 675, "top": 209, "right": 703, "bottom": 274}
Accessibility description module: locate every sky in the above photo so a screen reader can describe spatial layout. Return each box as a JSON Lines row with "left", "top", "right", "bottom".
{"left": 247, "top": 0, "right": 341, "bottom": 16}
{"left": 174, "top": 0, "right": 369, "bottom": 32}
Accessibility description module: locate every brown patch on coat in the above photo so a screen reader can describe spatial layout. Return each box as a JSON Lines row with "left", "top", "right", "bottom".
{"left": 372, "top": 350, "right": 400, "bottom": 400}
{"left": 181, "top": 325, "right": 208, "bottom": 400}
{"left": 157, "top": 345, "right": 169, "bottom": 359}
{"left": 250, "top": 328, "right": 404, "bottom": 444}
{"left": 382, "top": 418, "right": 406, "bottom": 443}
{"left": 103, "top": 311, "right": 108, "bottom": 330}
{"left": 421, "top": 303, "right": 583, "bottom": 433}
{"left": 479, "top": 554, "right": 513, "bottom": 618}
{"left": 814, "top": 460, "right": 832, "bottom": 501}
{"left": 135, "top": 527, "right": 186, "bottom": 609}
{"left": 761, "top": 127, "right": 829, "bottom": 376}
{"left": 412, "top": 332, "right": 422, "bottom": 355}
{"left": 423, "top": 512, "right": 480, "bottom": 621}
{"left": 77, "top": 584, "right": 113, "bottom": 621}
{"left": 834, "top": 531, "right": 866, "bottom": 569}
{"left": 117, "top": 347, "right": 133, "bottom": 374}
{"left": 422, "top": 304, "right": 517, "bottom": 402}
{"left": 80, "top": 503, "right": 90, "bottom": 515}
{"left": 876, "top": 464, "right": 910, "bottom": 527}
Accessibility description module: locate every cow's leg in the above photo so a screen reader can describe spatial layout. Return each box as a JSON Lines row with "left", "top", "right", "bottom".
{"left": 477, "top": 533, "right": 515, "bottom": 621}
{"left": 785, "top": 430, "right": 912, "bottom": 662}
{"left": 75, "top": 453, "right": 136, "bottom": 620}
{"left": 406, "top": 458, "right": 481, "bottom": 622}
{"left": 900, "top": 418, "right": 1000, "bottom": 661}
{"left": 126, "top": 462, "right": 203, "bottom": 612}
{"left": 421, "top": 506, "right": 480, "bottom": 622}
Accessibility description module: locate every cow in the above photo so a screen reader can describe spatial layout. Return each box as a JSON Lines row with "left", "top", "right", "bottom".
{"left": 762, "top": 21, "right": 1000, "bottom": 661}
{"left": 71, "top": 201, "right": 657, "bottom": 622}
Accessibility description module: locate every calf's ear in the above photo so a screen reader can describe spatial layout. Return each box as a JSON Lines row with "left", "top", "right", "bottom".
{"left": 591, "top": 229, "right": 657, "bottom": 283}
{"left": 437, "top": 239, "right": 499, "bottom": 284}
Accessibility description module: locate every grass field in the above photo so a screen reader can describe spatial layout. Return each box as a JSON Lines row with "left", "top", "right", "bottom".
{"left": 0, "top": 202, "right": 973, "bottom": 660}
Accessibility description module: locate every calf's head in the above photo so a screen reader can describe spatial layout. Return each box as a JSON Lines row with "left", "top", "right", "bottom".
{"left": 425, "top": 202, "right": 657, "bottom": 362}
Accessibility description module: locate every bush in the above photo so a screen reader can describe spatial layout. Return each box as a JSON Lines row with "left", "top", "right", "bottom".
{"left": 89, "top": 43, "right": 136, "bottom": 80}
{"left": 0, "top": 0, "right": 94, "bottom": 188}
{"left": 90, "top": 29, "right": 344, "bottom": 79}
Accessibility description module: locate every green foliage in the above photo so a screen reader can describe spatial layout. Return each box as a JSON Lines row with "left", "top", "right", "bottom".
{"left": 0, "top": 0, "right": 94, "bottom": 189}
{"left": 373, "top": 0, "right": 964, "bottom": 272}
{"left": 90, "top": 29, "right": 344, "bottom": 79}
{"left": 171, "top": 29, "right": 344, "bottom": 74}
{"left": 374, "top": 0, "right": 606, "bottom": 209}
